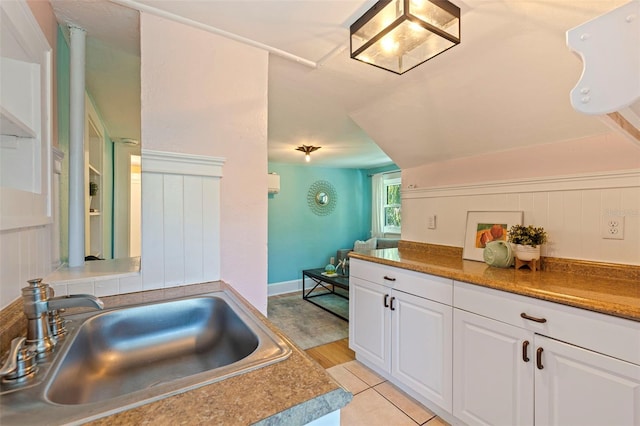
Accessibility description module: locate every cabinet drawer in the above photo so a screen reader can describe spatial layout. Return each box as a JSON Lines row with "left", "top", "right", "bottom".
{"left": 454, "top": 280, "right": 640, "bottom": 365}
{"left": 350, "top": 259, "right": 452, "bottom": 305}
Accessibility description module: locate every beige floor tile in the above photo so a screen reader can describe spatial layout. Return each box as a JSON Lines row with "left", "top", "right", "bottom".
{"left": 342, "top": 360, "right": 385, "bottom": 387}
{"left": 327, "top": 364, "right": 370, "bottom": 395}
{"left": 425, "top": 416, "right": 450, "bottom": 426}
{"left": 373, "top": 381, "right": 436, "bottom": 424}
{"left": 340, "top": 388, "right": 418, "bottom": 426}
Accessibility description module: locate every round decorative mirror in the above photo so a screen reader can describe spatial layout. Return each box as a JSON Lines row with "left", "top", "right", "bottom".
{"left": 316, "top": 192, "right": 328, "bottom": 205}
{"left": 307, "top": 180, "right": 337, "bottom": 216}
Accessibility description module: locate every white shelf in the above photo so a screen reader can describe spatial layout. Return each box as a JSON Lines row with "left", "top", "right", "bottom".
{"left": 88, "top": 164, "right": 101, "bottom": 175}
{"left": 0, "top": 106, "right": 37, "bottom": 138}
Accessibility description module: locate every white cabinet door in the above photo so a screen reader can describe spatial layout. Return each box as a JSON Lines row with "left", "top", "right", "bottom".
{"left": 349, "top": 277, "right": 391, "bottom": 373}
{"left": 535, "top": 335, "right": 640, "bottom": 426}
{"left": 392, "top": 290, "right": 453, "bottom": 412}
{"left": 453, "top": 309, "right": 534, "bottom": 426}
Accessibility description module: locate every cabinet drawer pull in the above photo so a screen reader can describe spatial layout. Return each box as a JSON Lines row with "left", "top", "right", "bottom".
{"left": 536, "top": 347, "right": 544, "bottom": 370}
{"left": 383, "top": 294, "right": 390, "bottom": 308}
{"left": 383, "top": 276, "right": 396, "bottom": 282}
{"left": 521, "top": 312, "right": 547, "bottom": 323}
{"left": 522, "top": 340, "right": 530, "bottom": 362}
{"left": 390, "top": 297, "right": 396, "bottom": 311}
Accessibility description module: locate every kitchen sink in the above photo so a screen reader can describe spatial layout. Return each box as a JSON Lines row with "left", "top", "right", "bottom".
{"left": 0, "top": 290, "right": 291, "bottom": 425}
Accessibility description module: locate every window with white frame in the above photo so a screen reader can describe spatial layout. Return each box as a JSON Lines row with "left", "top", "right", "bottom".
{"left": 383, "top": 175, "right": 401, "bottom": 234}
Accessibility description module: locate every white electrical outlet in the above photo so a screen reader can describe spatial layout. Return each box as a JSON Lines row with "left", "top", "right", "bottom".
{"left": 428, "top": 215, "right": 436, "bottom": 230}
{"left": 602, "top": 215, "right": 624, "bottom": 240}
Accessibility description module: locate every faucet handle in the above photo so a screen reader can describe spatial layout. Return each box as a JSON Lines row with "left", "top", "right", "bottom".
{"left": 27, "top": 278, "right": 43, "bottom": 287}
{"left": 0, "top": 337, "right": 38, "bottom": 382}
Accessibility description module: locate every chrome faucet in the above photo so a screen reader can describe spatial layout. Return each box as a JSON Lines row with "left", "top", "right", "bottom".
{"left": 21, "top": 278, "right": 104, "bottom": 359}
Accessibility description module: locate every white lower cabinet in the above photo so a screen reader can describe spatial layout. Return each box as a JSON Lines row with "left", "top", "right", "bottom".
{"left": 453, "top": 309, "right": 534, "bottom": 426}
{"left": 349, "top": 261, "right": 453, "bottom": 413}
{"left": 392, "top": 289, "right": 452, "bottom": 411}
{"left": 453, "top": 281, "right": 640, "bottom": 426}
{"left": 350, "top": 277, "right": 390, "bottom": 372}
{"left": 535, "top": 335, "right": 640, "bottom": 426}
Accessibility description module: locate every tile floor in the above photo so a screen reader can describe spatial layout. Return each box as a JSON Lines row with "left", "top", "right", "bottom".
{"left": 327, "top": 360, "right": 450, "bottom": 426}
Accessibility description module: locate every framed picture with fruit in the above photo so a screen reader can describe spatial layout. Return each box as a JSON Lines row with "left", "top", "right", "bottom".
{"left": 463, "top": 211, "right": 523, "bottom": 261}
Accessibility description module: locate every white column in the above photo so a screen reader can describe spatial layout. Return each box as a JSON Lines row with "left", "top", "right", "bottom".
{"left": 68, "top": 26, "right": 86, "bottom": 267}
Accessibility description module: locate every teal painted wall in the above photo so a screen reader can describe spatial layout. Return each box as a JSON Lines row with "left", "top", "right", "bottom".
{"left": 267, "top": 163, "right": 371, "bottom": 284}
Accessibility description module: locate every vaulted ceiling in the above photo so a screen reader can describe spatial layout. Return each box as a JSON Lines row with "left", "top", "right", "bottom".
{"left": 51, "top": 0, "right": 627, "bottom": 169}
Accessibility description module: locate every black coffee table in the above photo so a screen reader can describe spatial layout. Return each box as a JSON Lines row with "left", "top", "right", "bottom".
{"left": 302, "top": 268, "right": 349, "bottom": 321}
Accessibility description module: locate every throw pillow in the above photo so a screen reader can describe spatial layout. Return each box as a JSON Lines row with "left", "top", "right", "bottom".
{"left": 354, "top": 237, "right": 377, "bottom": 251}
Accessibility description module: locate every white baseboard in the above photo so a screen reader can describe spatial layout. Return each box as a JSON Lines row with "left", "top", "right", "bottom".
{"left": 268, "top": 279, "right": 302, "bottom": 296}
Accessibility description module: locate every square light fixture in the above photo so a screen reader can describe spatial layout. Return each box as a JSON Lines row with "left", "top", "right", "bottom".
{"left": 350, "top": 0, "right": 460, "bottom": 75}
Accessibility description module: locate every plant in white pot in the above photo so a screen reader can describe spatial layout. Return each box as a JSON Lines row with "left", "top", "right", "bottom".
{"left": 508, "top": 225, "right": 548, "bottom": 261}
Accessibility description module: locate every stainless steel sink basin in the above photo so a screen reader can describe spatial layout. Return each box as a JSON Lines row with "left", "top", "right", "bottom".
{"left": 1, "top": 290, "right": 291, "bottom": 425}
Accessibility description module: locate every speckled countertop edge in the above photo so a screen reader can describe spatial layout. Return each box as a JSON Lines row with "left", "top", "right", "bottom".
{"left": 83, "top": 282, "right": 352, "bottom": 425}
{"left": 349, "top": 242, "right": 640, "bottom": 322}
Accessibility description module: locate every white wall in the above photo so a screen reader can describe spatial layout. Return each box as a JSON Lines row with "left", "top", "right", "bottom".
{"left": 402, "top": 134, "right": 640, "bottom": 266}
{"left": 140, "top": 13, "right": 269, "bottom": 313}
{"left": 0, "top": 225, "right": 52, "bottom": 308}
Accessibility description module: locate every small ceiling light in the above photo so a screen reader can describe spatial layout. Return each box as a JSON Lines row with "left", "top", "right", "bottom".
{"left": 296, "top": 145, "right": 321, "bottom": 162}
{"left": 350, "top": 0, "right": 461, "bottom": 75}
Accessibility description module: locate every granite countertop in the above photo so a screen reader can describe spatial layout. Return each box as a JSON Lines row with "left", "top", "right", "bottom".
{"left": 349, "top": 242, "right": 640, "bottom": 322}
{"left": 86, "top": 282, "right": 352, "bottom": 426}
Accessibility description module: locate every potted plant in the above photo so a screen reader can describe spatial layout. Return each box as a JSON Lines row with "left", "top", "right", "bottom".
{"left": 89, "top": 181, "right": 98, "bottom": 197}
{"left": 508, "top": 225, "right": 548, "bottom": 261}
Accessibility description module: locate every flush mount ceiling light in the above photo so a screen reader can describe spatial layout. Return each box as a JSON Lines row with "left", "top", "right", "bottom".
{"left": 350, "top": 0, "right": 461, "bottom": 75}
{"left": 296, "top": 145, "right": 321, "bottom": 162}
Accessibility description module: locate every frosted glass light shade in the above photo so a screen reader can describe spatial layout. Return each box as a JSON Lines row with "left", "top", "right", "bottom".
{"left": 350, "top": 0, "right": 460, "bottom": 74}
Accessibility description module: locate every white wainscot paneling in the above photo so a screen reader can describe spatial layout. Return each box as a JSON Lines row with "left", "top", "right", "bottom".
{"left": 0, "top": 224, "right": 53, "bottom": 310}
{"left": 141, "top": 150, "right": 224, "bottom": 290}
{"left": 402, "top": 170, "right": 640, "bottom": 265}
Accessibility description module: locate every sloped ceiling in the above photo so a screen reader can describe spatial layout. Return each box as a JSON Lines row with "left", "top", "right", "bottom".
{"left": 51, "top": 0, "right": 628, "bottom": 169}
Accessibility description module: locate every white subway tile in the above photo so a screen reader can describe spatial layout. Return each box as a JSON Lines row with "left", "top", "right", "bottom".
{"left": 50, "top": 283, "right": 68, "bottom": 297}
{"left": 67, "top": 280, "right": 96, "bottom": 295}
{"left": 118, "top": 274, "right": 143, "bottom": 294}
{"left": 94, "top": 278, "right": 119, "bottom": 297}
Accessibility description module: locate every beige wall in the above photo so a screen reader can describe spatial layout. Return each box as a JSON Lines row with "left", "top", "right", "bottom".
{"left": 403, "top": 132, "right": 640, "bottom": 189}
{"left": 140, "top": 13, "right": 270, "bottom": 313}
